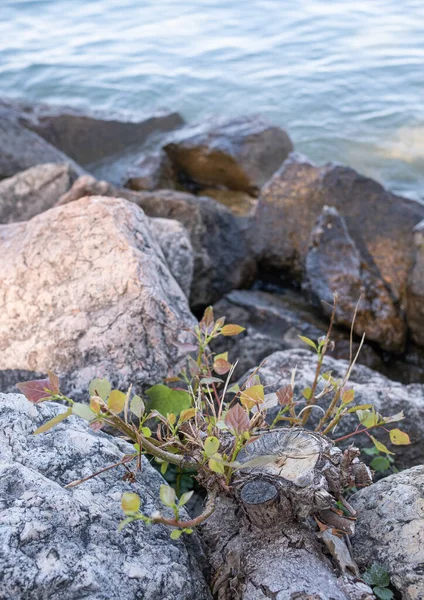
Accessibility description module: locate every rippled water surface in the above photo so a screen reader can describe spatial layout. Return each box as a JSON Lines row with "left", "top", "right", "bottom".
{"left": 1, "top": 0, "right": 423, "bottom": 200}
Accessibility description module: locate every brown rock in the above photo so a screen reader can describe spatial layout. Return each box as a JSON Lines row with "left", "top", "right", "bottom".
{"left": 0, "top": 163, "right": 77, "bottom": 224}
{"left": 255, "top": 155, "right": 424, "bottom": 306}
{"left": 304, "top": 206, "right": 406, "bottom": 352}
{"left": 164, "top": 115, "right": 293, "bottom": 195}
{"left": 124, "top": 150, "right": 176, "bottom": 191}
{"left": 407, "top": 220, "right": 424, "bottom": 347}
{"left": 0, "top": 196, "right": 196, "bottom": 397}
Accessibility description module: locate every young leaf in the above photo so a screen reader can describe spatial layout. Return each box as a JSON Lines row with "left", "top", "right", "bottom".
{"left": 276, "top": 385, "right": 293, "bottom": 406}
{"left": 214, "top": 358, "right": 232, "bottom": 375}
{"left": 146, "top": 385, "right": 191, "bottom": 417}
{"left": 370, "top": 456, "right": 391, "bottom": 472}
{"left": 208, "top": 454, "right": 225, "bottom": 474}
{"left": 347, "top": 404, "right": 373, "bottom": 413}
{"left": 121, "top": 492, "right": 141, "bottom": 515}
{"left": 88, "top": 378, "right": 111, "bottom": 401}
{"left": 302, "top": 387, "right": 312, "bottom": 401}
{"left": 363, "top": 564, "right": 391, "bottom": 588}
{"left": 89, "top": 395, "right": 103, "bottom": 414}
{"left": 46, "top": 370, "right": 60, "bottom": 394}
{"left": 199, "top": 306, "right": 214, "bottom": 332}
{"left": 33, "top": 407, "right": 73, "bottom": 435}
{"left": 240, "top": 384, "right": 264, "bottom": 411}
{"left": 160, "top": 461, "right": 169, "bottom": 475}
{"left": 179, "top": 490, "right": 194, "bottom": 506}
{"left": 200, "top": 377, "right": 224, "bottom": 385}
{"left": 298, "top": 335, "right": 318, "bottom": 351}
{"left": 389, "top": 429, "right": 410, "bottom": 445}
{"left": 179, "top": 408, "right": 196, "bottom": 423}
{"left": 221, "top": 324, "right": 245, "bottom": 336}
{"left": 140, "top": 426, "right": 152, "bottom": 437}
{"left": 108, "top": 390, "right": 127, "bottom": 413}
{"left": 341, "top": 387, "right": 355, "bottom": 405}
{"left": 170, "top": 529, "right": 183, "bottom": 540}
{"left": 160, "top": 484, "right": 176, "bottom": 507}
{"left": 370, "top": 435, "right": 394, "bottom": 455}
{"left": 72, "top": 403, "right": 96, "bottom": 421}
{"left": 204, "top": 436, "right": 220, "bottom": 457}
{"left": 357, "top": 409, "right": 379, "bottom": 427}
{"left": 225, "top": 403, "right": 250, "bottom": 434}
{"left": 16, "top": 378, "right": 53, "bottom": 404}
{"left": 130, "top": 395, "right": 145, "bottom": 418}
{"left": 382, "top": 411, "right": 405, "bottom": 424}
{"left": 167, "top": 413, "right": 177, "bottom": 427}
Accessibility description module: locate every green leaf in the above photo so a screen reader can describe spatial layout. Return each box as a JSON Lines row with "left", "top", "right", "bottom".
{"left": 302, "top": 387, "right": 312, "bottom": 401}
{"left": 160, "top": 484, "right": 176, "bottom": 507}
{"left": 140, "top": 426, "right": 152, "bottom": 438}
{"left": 72, "top": 403, "right": 96, "bottom": 421}
{"left": 362, "top": 446, "right": 379, "bottom": 456}
{"left": 298, "top": 335, "right": 318, "bottom": 351}
{"left": 370, "top": 435, "right": 394, "bottom": 455}
{"left": 370, "top": 456, "right": 391, "bottom": 472}
{"left": 348, "top": 404, "right": 373, "bottom": 413}
{"left": 33, "top": 407, "right": 73, "bottom": 434}
{"left": 108, "top": 389, "right": 127, "bottom": 413}
{"left": 374, "top": 588, "right": 393, "bottom": 600}
{"left": 130, "top": 395, "right": 145, "bottom": 418}
{"left": 389, "top": 429, "right": 410, "bottom": 445}
{"left": 341, "top": 388, "right": 355, "bottom": 404}
{"left": 160, "top": 461, "right": 169, "bottom": 475}
{"left": 146, "top": 384, "right": 191, "bottom": 417}
{"left": 209, "top": 455, "right": 225, "bottom": 474}
{"left": 170, "top": 529, "right": 183, "bottom": 540}
{"left": 88, "top": 378, "right": 111, "bottom": 401}
{"left": 179, "top": 490, "right": 194, "bottom": 506}
{"left": 363, "top": 564, "right": 391, "bottom": 588}
{"left": 121, "top": 492, "right": 140, "bottom": 515}
{"left": 357, "top": 409, "right": 379, "bottom": 427}
{"left": 204, "top": 436, "right": 220, "bottom": 457}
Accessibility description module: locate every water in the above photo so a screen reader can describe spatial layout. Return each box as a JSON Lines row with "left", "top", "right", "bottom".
{"left": 1, "top": 0, "right": 424, "bottom": 201}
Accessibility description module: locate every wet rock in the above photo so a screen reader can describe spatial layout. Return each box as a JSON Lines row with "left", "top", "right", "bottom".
{"left": 56, "top": 176, "right": 256, "bottom": 308}
{"left": 255, "top": 155, "right": 424, "bottom": 307}
{"left": 149, "top": 217, "right": 194, "bottom": 298}
{"left": 239, "top": 348, "right": 424, "bottom": 469}
{"left": 0, "top": 195, "right": 196, "bottom": 398}
{"left": 2, "top": 99, "right": 184, "bottom": 167}
{"left": 0, "top": 114, "right": 83, "bottom": 179}
{"left": 0, "top": 393, "right": 211, "bottom": 600}
{"left": 0, "top": 163, "right": 77, "bottom": 224}
{"left": 351, "top": 466, "right": 424, "bottom": 600}
{"left": 212, "top": 289, "right": 384, "bottom": 380}
{"left": 124, "top": 150, "right": 176, "bottom": 191}
{"left": 304, "top": 206, "right": 406, "bottom": 352}
{"left": 164, "top": 115, "right": 293, "bottom": 196}
{"left": 407, "top": 220, "right": 424, "bottom": 347}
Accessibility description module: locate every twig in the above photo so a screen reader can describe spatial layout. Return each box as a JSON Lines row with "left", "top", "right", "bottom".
{"left": 64, "top": 455, "right": 134, "bottom": 488}
{"left": 152, "top": 489, "right": 217, "bottom": 528}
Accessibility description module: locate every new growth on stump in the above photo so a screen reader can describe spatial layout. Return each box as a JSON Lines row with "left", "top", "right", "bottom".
{"left": 16, "top": 296, "right": 410, "bottom": 598}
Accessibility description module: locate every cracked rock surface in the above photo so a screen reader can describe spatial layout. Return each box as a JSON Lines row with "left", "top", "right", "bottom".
{"left": 0, "top": 393, "right": 212, "bottom": 600}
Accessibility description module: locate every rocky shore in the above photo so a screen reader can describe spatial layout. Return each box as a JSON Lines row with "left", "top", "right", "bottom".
{"left": 1, "top": 99, "right": 424, "bottom": 599}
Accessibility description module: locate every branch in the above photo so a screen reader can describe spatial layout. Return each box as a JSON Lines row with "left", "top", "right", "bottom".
{"left": 152, "top": 489, "right": 217, "bottom": 528}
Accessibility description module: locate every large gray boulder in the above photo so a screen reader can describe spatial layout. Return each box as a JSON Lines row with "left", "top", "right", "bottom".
{"left": 0, "top": 196, "right": 196, "bottom": 397}
{"left": 239, "top": 349, "right": 424, "bottom": 469}
{"left": 0, "top": 163, "right": 77, "bottom": 224}
{"left": 351, "top": 466, "right": 424, "bottom": 600}
{"left": 0, "top": 115, "right": 84, "bottom": 179}
{"left": 164, "top": 115, "right": 293, "bottom": 196}
{"left": 1, "top": 99, "right": 184, "bottom": 167}
{"left": 304, "top": 206, "right": 406, "bottom": 352}
{"left": 56, "top": 176, "right": 256, "bottom": 308}
{"left": 0, "top": 393, "right": 211, "bottom": 600}
{"left": 407, "top": 220, "right": 424, "bottom": 347}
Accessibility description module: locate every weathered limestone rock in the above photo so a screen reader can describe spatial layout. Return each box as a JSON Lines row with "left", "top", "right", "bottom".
{"left": 56, "top": 176, "right": 256, "bottom": 308}
{"left": 239, "top": 349, "right": 424, "bottom": 469}
{"left": 0, "top": 115, "right": 83, "bottom": 179}
{"left": 149, "top": 217, "right": 194, "bottom": 298}
{"left": 351, "top": 466, "right": 424, "bottom": 600}
{"left": 0, "top": 163, "right": 76, "bottom": 224}
{"left": 164, "top": 115, "right": 293, "bottom": 195}
{"left": 124, "top": 150, "right": 176, "bottom": 191}
{"left": 407, "top": 220, "right": 424, "bottom": 347}
{"left": 304, "top": 206, "right": 406, "bottom": 352}
{"left": 0, "top": 393, "right": 211, "bottom": 600}
{"left": 255, "top": 155, "right": 424, "bottom": 307}
{"left": 2, "top": 99, "right": 184, "bottom": 166}
{"left": 0, "top": 196, "right": 196, "bottom": 397}
{"left": 212, "top": 289, "right": 383, "bottom": 380}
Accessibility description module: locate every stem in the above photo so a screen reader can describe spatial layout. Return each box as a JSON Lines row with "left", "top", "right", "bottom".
{"left": 64, "top": 455, "right": 134, "bottom": 488}
{"left": 332, "top": 425, "right": 378, "bottom": 444}
{"left": 152, "top": 490, "right": 217, "bottom": 528}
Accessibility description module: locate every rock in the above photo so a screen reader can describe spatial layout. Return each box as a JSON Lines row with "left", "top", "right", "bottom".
{"left": 255, "top": 155, "right": 424, "bottom": 307}
{"left": 212, "top": 289, "right": 384, "bottom": 380}
{"left": 200, "top": 188, "right": 257, "bottom": 217}
{"left": 124, "top": 150, "right": 176, "bottom": 191}
{"left": 304, "top": 206, "right": 406, "bottom": 352}
{"left": 2, "top": 99, "right": 184, "bottom": 167}
{"left": 149, "top": 218, "right": 194, "bottom": 298}
{"left": 0, "top": 163, "right": 77, "bottom": 224}
{"left": 239, "top": 348, "right": 424, "bottom": 469}
{"left": 351, "top": 465, "right": 424, "bottom": 600}
{"left": 0, "top": 196, "right": 196, "bottom": 398}
{"left": 0, "top": 393, "right": 211, "bottom": 600}
{"left": 164, "top": 115, "right": 293, "bottom": 196}
{"left": 56, "top": 176, "right": 256, "bottom": 308}
{"left": 407, "top": 220, "right": 424, "bottom": 347}
{"left": 0, "top": 115, "right": 84, "bottom": 180}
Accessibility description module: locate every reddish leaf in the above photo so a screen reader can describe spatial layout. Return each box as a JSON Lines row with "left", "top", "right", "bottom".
{"left": 200, "top": 306, "right": 214, "bottom": 332}
{"left": 225, "top": 403, "right": 250, "bottom": 435}
{"left": 276, "top": 385, "right": 293, "bottom": 406}
{"left": 214, "top": 358, "right": 232, "bottom": 375}
{"left": 47, "top": 370, "right": 60, "bottom": 394}
{"left": 89, "top": 420, "right": 104, "bottom": 432}
{"left": 16, "top": 378, "right": 53, "bottom": 403}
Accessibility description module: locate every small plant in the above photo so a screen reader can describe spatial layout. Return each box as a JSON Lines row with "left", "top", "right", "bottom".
{"left": 362, "top": 563, "right": 394, "bottom": 599}
{"left": 362, "top": 446, "right": 398, "bottom": 476}
{"left": 16, "top": 297, "right": 410, "bottom": 538}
